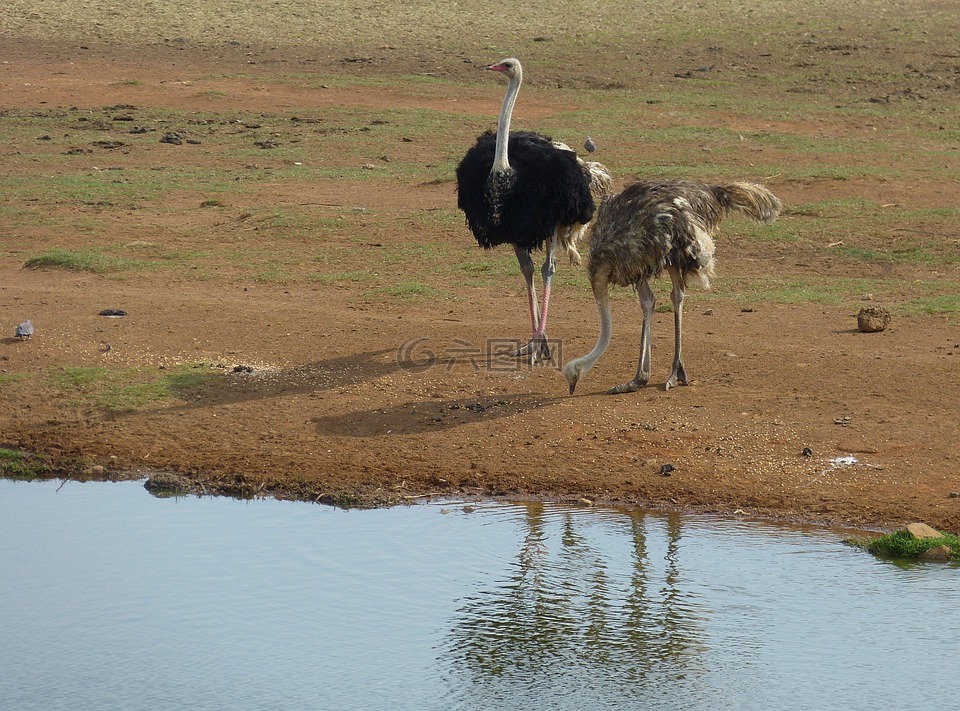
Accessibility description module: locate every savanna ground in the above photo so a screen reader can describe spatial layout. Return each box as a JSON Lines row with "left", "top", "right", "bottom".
{"left": 1, "top": 1, "right": 959, "bottom": 532}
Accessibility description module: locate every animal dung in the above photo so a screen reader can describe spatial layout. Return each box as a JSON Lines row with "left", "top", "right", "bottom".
{"left": 857, "top": 305, "right": 891, "bottom": 333}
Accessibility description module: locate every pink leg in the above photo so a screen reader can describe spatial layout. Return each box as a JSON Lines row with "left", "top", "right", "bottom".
{"left": 512, "top": 246, "right": 542, "bottom": 358}
{"left": 528, "top": 238, "right": 557, "bottom": 362}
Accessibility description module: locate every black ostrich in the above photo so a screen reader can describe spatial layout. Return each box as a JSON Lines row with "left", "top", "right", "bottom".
{"left": 456, "top": 58, "right": 612, "bottom": 363}
{"left": 563, "top": 180, "right": 782, "bottom": 394}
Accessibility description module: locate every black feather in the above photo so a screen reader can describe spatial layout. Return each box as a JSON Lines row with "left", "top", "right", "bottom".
{"left": 456, "top": 130, "right": 595, "bottom": 252}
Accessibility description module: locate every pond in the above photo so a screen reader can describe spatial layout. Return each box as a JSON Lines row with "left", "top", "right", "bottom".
{"left": 0, "top": 478, "right": 957, "bottom": 710}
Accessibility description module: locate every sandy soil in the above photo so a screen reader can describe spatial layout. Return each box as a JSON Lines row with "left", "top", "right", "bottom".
{"left": 1, "top": 2, "right": 959, "bottom": 532}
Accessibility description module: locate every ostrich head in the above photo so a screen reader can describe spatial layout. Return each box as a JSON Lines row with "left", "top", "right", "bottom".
{"left": 485, "top": 58, "right": 522, "bottom": 79}
{"left": 562, "top": 359, "right": 591, "bottom": 395}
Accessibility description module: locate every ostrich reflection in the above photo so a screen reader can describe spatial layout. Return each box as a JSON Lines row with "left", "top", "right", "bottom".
{"left": 441, "top": 504, "right": 706, "bottom": 700}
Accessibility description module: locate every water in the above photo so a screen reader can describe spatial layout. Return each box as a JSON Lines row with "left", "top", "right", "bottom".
{"left": 0, "top": 479, "right": 957, "bottom": 711}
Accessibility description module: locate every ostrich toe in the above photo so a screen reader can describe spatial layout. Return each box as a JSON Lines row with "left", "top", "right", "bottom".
{"left": 665, "top": 361, "right": 689, "bottom": 390}
{"left": 513, "top": 336, "right": 552, "bottom": 363}
{"left": 607, "top": 378, "right": 645, "bottom": 395}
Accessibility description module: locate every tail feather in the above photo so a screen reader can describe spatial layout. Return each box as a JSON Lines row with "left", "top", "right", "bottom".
{"left": 557, "top": 225, "right": 582, "bottom": 266}
{"left": 586, "top": 161, "right": 614, "bottom": 203}
{"left": 716, "top": 182, "right": 782, "bottom": 224}
{"left": 560, "top": 160, "right": 614, "bottom": 266}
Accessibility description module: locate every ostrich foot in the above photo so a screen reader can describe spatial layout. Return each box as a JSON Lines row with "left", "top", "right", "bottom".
{"left": 665, "top": 362, "right": 689, "bottom": 390}
{"left": 607, "top": 378, "right": 647, "bottom": 395}
{"left": 512, "top": 336, "right": 552, "bottom": 363}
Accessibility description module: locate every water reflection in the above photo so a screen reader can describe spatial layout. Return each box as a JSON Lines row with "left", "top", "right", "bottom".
{"left": 441, "top": 504, "right": 709, "bottom": 707}
{"left": 1, "top": 480, "right": 958, "bottom": 711}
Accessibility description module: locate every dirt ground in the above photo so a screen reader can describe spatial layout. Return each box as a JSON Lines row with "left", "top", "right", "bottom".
{"left": 2, "top": 3, "right": 959, "bottom": 533}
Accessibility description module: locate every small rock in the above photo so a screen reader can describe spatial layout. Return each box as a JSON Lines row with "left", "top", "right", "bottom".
{"left": 919, "top": 545, "right": 952, "bottom": 562}
{"left": 99, "top": 308, "right": 127, "bottom": 317}
{"left": 577, "top": 497, "right": 594, "bottom": 506}
{"left": 858, "top": 305, "right": 891, "bottom": 333}
{"left": 802, "top": 447, "right": 813, "bottom": 458}
{"left": 660, "top": 463, "right": 675, "bottom": 476}
{"left": 144, "top": 473, "right": 191, "bottom": 496}
{"left": 905, "top": 522, "right": 944, "bottom": 540}
{"left": 160, "top": 132, "right": 183, "bottom": 145}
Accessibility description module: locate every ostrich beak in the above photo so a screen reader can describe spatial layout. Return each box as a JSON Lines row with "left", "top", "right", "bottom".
{"left": 568, "top": 377, "right": 578, "bottom": 396}
{"left": 485, "top": 63, "right": 507, "bottom": 73}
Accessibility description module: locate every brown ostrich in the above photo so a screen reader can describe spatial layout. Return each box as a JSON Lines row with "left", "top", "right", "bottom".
{"left": 563, "top": 180, "right": 782, "bottom": 394}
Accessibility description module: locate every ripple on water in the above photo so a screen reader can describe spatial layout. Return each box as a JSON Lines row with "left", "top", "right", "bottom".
{"left": 0, "top": 480, "right": 957, "bottom": 711}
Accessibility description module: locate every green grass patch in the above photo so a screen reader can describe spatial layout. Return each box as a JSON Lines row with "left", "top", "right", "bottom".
{"left": 309, "top": 270, "right": 375, "bottom": 285}
{"left": 0, "top": 373, "right": 28, "bottom": 386}
{"left": 902, "top": 294, "right": 960, "bottom": 316}
{"left": 714, "top": 275, "right": 887, "bottom": 306}
{"left": 47, "top": 364, "right": 220, "bottom": 413}
{"left": 849, "top": 530, "right": 960, "bottom": 562}
{"left": 24, "top": 247, "right": 161, "bottom": 274}
{"left": 0, "top": 448, "right": 53, "bottom": 480}
{"left": 367, "top": 281, "right": 440, "bottom": 300}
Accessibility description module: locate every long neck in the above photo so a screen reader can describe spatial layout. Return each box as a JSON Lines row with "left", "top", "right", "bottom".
{"left": 492, "top": 71, "right": 521, "bottom": 173}
{"left": 571, "top": 285, "right": 613, "bottom": 378}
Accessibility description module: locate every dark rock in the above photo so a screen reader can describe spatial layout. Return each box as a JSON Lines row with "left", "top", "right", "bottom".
{"left": 144, "top": 473, "right": 191, "bottom": 496}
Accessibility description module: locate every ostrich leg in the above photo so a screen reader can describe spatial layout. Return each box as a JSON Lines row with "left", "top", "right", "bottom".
{"left": 665, "top": 267, "right": 689, "bottom": 389}
{"left": 529, "top": 236, "right": 557, "bottom": 363}
{"left": 511, "top": 245, "right": 544, "bottom": 359}
{"left": 609, "top": 280, "right": 655, "bottom": 394}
